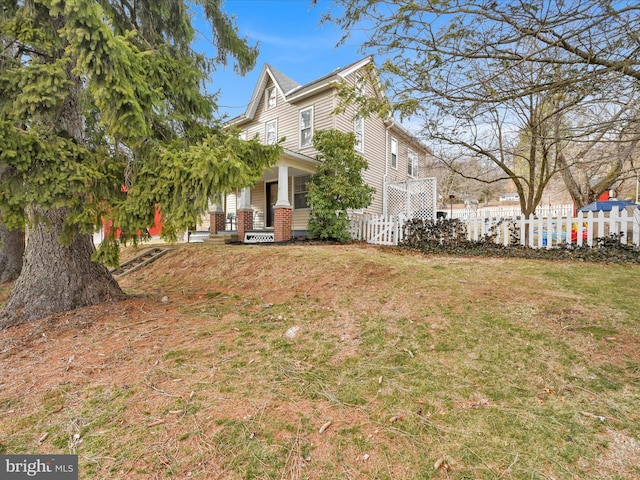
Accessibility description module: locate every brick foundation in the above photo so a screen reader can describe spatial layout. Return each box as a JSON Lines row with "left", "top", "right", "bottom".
{"left": 209, "top": 212, "right": 226, "bottom": 236}
{"left": 274, "top": 207, "right": 292, "bottom": 242}
{"left": 237, "top": 209, "right": 253, "bottom": 242}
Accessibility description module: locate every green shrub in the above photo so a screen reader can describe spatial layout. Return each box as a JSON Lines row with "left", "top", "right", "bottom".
{"left": 307, "top": 129, "right": 375, "bottom": 243}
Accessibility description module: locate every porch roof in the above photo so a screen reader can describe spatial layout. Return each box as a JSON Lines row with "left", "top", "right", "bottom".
{"left": 282, "top": 148, "right": 319, "bottom": 166}
{"left": 258, "top": 148, "right": 319, "bottom": 181}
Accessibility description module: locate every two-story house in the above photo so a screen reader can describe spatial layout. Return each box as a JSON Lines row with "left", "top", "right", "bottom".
{"left": 206, "top": 56, "right": 435, "bottom": 243}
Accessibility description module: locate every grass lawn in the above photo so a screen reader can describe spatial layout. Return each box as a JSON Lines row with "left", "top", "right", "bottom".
{"left": 1, "top": 244, "right": 639, "bottom": 479}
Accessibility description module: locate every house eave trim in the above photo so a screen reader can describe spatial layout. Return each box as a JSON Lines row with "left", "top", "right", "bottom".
{"left": 282, "top": 148, "right": 320, "bottom": 165}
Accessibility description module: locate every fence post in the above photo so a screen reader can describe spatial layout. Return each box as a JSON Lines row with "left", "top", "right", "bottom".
{"left": 620, "top": 208, "right": 629, "bottom": 245}
{"left": 585, "top": 211, "right": 594, "bottom": 246}
{"left": 518, "top": 215, "right": 525, "bottom": 246}
{"left": 545, "top": 214, "right": 553, "bottom": 249}
{"left": 502, "top": 219, "right": 509, "bottom": 246}
{"left": 563, "top": 214, "right": 571, "bottom": 245}
{"left": 363, "top": 214, "right": 369, "bottom": 243}
{"left": 610, "top": 207, "right": 621, "bottom": 243}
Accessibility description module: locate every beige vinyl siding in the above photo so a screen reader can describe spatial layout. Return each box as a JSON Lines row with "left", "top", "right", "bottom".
{"left": 284, "top": 92, "right": 335, "bottom": 154}
{"left": 292, "top": 208, "right": 310, "bottom": 230}
{"left": 388, "top": 142, "right": 412, "bottom": 183}
{"left": 197, "top": 214, "right": 210, "bottom": 231}
{"left": 231, "top": 64, "right": 434, "bottom": 221}
{"left": 292, "top": 173, "right": 311, "bottom": 230}
{"left": 331, "top": 71, "right": 387, "bottom": 214}
{"left": 300, "top": 92, "right": 335, "bottom": 153}
{"left": 250, "top": 181, "right": 266, "bottom": 229}
{"left": 242, "top": 79, "right": 336, "bottom": 156}
{"left": 387, "top": 127, "right": 432, "bottom": 184}
{"left": 197, "top": 192, "right": 238, "bottom": 231}
{"left": 277, "top": 178, "right": 310, "bottom": 230}
{"left": 364, "top": 111, "right": 388, "bottom": 214}
{"left": 247, "top": 78, "right": 286, "bottom": 144}
{"left": 272, "top": 104, "right": 297, "bottom": 150}
{"left": 225, "top": 193, "right": 237, "bottom": 217}
{"left": 248, "top": 177, "right": 311, "bottom": 230}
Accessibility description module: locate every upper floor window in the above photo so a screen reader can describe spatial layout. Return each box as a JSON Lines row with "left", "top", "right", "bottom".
{"left": 265, "top": 119, "right": 277, "bottom": 145}
{"left": 265, "top": 87, "right": 276, "bottom": 110}
{"left": 294, "top": 175, "right": 311, "bottom": 209}
{"left": 354, "top": 114, "right": 364, "bottom": 152}
{"left": 300, "top": 107, "right": 313, "bottom": 148}
{"left": 408, "top": 149, "right": 418, "bottom": 177}
{"left": 391, "top": 137, "right": 398, "bottom": 169}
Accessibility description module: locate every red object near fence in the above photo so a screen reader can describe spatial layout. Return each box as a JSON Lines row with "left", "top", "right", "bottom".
{"left": 101, "top": 207, "right": 163, "bottom": 239}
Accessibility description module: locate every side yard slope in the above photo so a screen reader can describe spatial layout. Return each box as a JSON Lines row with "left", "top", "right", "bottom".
{"left": 1, "top": 244, "right": 639, "bottom": 479}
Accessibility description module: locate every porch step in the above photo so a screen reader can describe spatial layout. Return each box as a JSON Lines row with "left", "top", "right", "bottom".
{"left": 204, "top": 233, "right": 238, "bottom": 245}
{"left": 110, "top": 247, "right": 174, "bottom": 278}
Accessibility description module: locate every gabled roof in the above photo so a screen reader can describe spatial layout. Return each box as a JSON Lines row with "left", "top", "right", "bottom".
{"left": 227, "top": 56, "right": 375, "bottom": 126}
{"left": 233, "top": 64, "right": 301, "bottom": 124}
{"left": 285, "top": 56, "right": 374, "bottom": 102}
{"left": 225, "top": 56, "right": 431, "bottom": 155}
{"left": 268, "top": 64, "right": 300, "bottom": 95}
{"left": 386, "top": 119, "right": 432, "bottom": 154}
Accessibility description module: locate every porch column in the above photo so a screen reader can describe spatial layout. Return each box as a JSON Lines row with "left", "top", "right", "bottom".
{"left": 274, "top": 165, "right": 292, "bottom": 242}
{"left": 208, "top": 195, "right": 225, "bottom": 237}
{"left": 275, "top": 165, "right": 290, "bottom": 208}
{"left": 237, "top": 187, "right": 253, "bottom": 242}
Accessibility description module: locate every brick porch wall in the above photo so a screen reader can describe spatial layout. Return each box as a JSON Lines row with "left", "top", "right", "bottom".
{"left": 274, "top": 207, "right": 292, "bottom": 242}
{"left": 209, "top": 212, "right": 226, "bottom": 235}
{"left": 237, "top": 209, "right": 253, "bottom": 242}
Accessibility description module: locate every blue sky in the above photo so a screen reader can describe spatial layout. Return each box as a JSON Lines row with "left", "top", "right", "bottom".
{"left": 196, "top": 0, "right": 367, "bottom": 120}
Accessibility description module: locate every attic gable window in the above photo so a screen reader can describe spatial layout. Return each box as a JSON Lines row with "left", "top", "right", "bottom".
{"left": 266, "top": 87, "right": 276, "bottom": 110}
{"left": 300, "top": 106, "right": 313, "bottom": 148}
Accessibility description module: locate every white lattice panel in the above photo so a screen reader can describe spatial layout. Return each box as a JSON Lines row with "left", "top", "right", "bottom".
{"left": 385, "top": 178, "right": 437, "bottom": 220}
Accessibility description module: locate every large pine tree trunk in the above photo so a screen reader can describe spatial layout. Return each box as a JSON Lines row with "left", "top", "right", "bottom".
{"left": 0, "top": 53, "right": 125, "bottom": 330}
{"left": 0, "top": 223, "right": 24, "bottom": 283}
{"left": 0, "top": 207, "right": 125, "bottom": 329}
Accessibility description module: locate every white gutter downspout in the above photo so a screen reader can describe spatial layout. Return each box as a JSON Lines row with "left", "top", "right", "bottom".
{"left": 383, "top": 120, "right": 394, "bottom": 216}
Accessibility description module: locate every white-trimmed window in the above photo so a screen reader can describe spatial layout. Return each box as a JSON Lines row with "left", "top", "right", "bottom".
{"left": 408, "top": 149, "right": 418, "bottom": 177}
{"left": 354, "top": 114, "right": 364, "bottom": 152}
{"left": 294, "top": 175, "right": 311, "bottom": 209}
{"left": 265, "top": 86, "right": 276, "bottom": 110}
{"left": 265, "top": 119, "right": 277, "bottom": 145}
{"left": 300, "top": 107, "right": 313, "bottom": 148}
{"left": 391, "top": 137, "right": 398, "bottom": 169}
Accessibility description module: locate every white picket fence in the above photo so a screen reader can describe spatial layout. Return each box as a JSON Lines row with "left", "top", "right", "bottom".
{"left": 349, "top": 213, "right": 404, "bottom": 245}
{"left": 450, "top": 203, "right": 574, "bottom": 220}
{"left": 350, "top": 207, "right": 640, "bottom": 248}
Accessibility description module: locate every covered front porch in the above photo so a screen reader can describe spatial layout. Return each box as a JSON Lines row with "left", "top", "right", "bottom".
{"left": 208, "top": 149, "right": 319, "bottom": 243}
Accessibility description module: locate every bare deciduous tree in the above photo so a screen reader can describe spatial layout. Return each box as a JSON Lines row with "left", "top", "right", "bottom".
{"left": 321, "top": 0, "right": 640, "bottom": 209}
